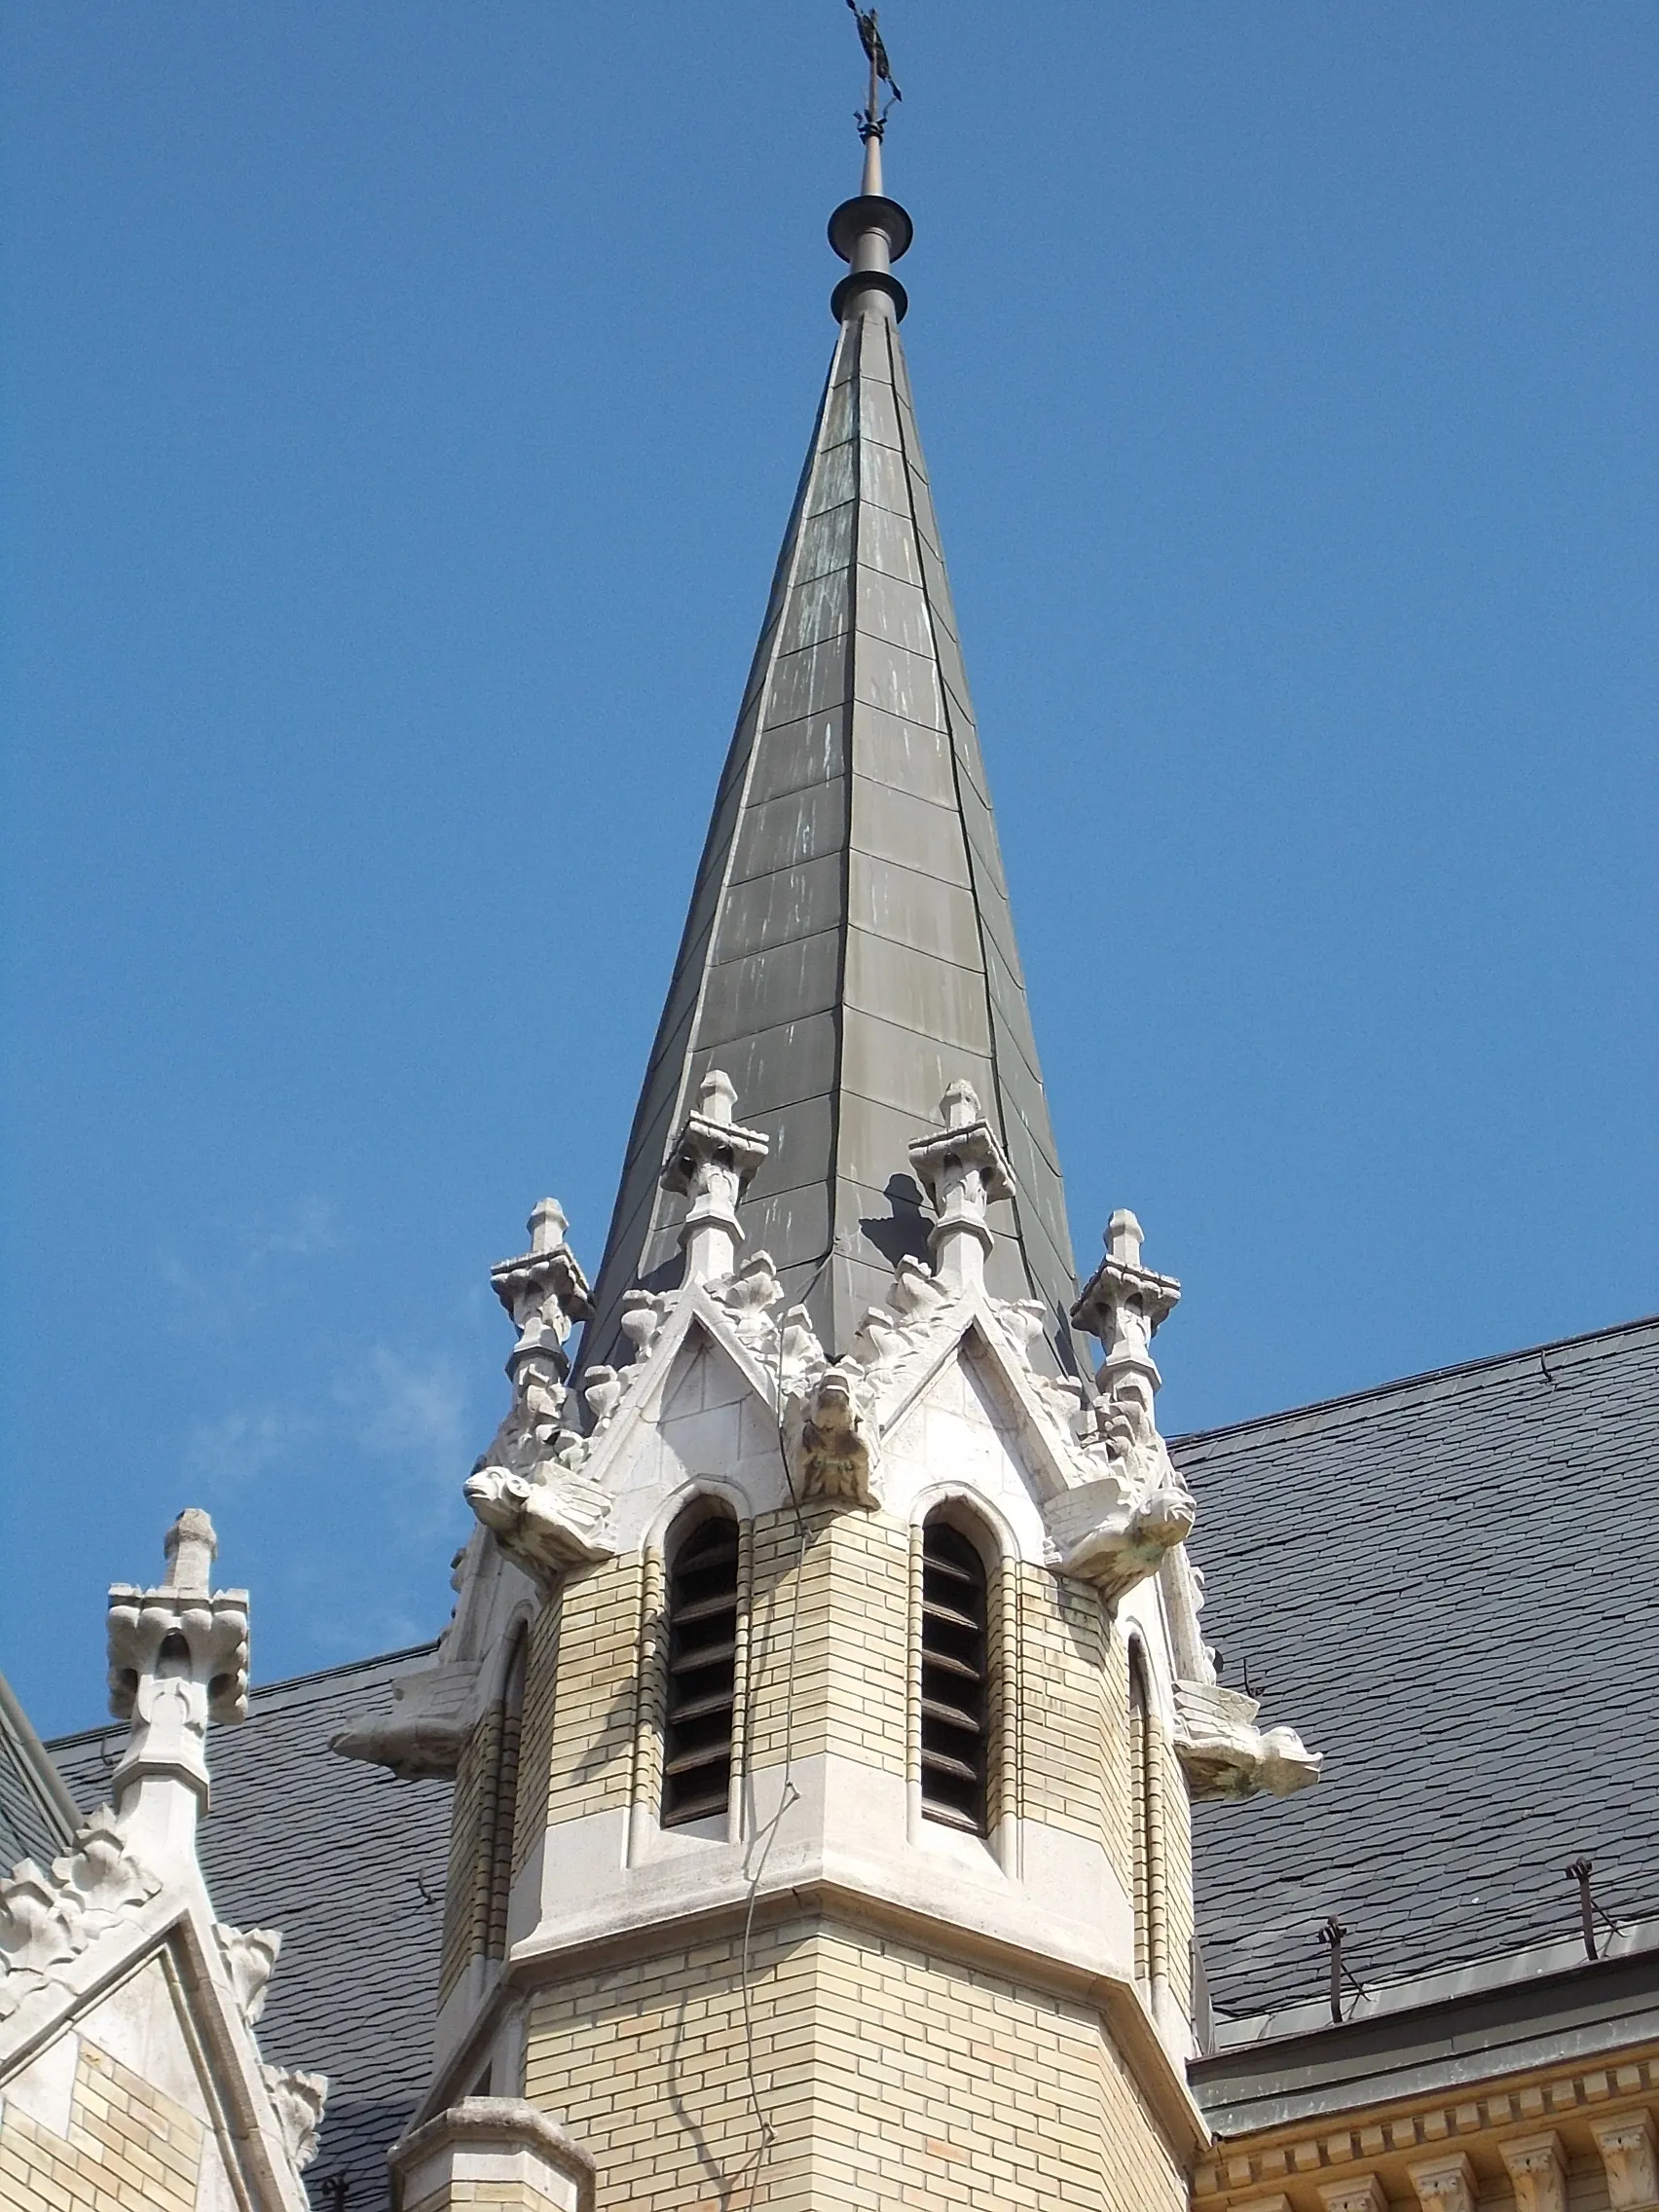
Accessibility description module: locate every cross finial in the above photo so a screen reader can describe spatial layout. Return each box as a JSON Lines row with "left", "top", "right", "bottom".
{"left": 847, "top": 3, "right": 901, "bottom": 192}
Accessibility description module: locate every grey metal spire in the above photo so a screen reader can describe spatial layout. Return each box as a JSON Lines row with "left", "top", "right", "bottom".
{"left": 580, "top": 131, "right": 1082, "bottom": 1375}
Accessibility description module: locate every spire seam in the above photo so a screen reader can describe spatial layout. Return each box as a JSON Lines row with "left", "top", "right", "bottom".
{"left": 880, "top": 313, "right": 1080, "bottom": 1369}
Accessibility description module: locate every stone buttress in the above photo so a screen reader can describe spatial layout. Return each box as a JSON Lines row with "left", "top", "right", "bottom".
{"left": 347, "top": 109, "right": 1321, "bottom": 2212}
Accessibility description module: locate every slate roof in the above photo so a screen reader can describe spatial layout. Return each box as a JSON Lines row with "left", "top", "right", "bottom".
{"left": 51, "top": 1644, "right": 452, "bottom": 2212}
{"left": 0, "top": 1670, "right": 78, "bottom": 1871}
{"left": 1174, "top": 1314, "right": 1659, "bottom": 2025}
{"left": 581, "top": 243, "right": 1082, "bottom": 1378}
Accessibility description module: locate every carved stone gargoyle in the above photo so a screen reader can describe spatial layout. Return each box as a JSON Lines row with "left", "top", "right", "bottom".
{"left": 1171, "top": 1680, "right": 1322, "bottom": 1801}
{"left": 783, "top": 1360, "right": 880, "bottom": 1509}
{"left": 462, "top": 1465, "right": 616, "bottom": 1586}
{"left": 1043, "top": 1475, "right": 1196, "bottom": 1604}
{"left": 330, "top": 1659, "right": 482, "bottom": 1781}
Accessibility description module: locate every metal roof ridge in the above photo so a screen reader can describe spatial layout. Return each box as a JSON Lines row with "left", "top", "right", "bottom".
{"left": 1201, "top": 1907, "right": 1659, "bottom": 2055}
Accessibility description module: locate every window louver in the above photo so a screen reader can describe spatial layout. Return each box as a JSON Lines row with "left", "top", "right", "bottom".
{"left": 919, "top": 1518, "right": 989, "bottom": 1833}
{"left": 662, "top": 1513, "right": 740, "bottom": 1826}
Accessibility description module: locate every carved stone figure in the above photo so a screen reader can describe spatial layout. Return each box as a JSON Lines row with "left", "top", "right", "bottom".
{"left": 1171, "top": 1681, "right": 1321, "bottom": 1801}
{"left": 786, "top": 1361, "right": 880, "bottom": 1508}
{"left": 463, "top": 1465, "right": 616, "bottom": 1584}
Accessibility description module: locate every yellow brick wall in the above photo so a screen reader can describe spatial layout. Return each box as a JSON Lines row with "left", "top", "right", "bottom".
{"left": 1014, "top": 1564, "right": 1119, "bottom": 1871}
{"left": 513, "top": 1594, "right": 562, "bottom": 1882}
{"left": 745, "top": 1505, "right": 910, "bottom": 1778}
{"left": 544, "top": 1553, "right": 645, "bottom": 1826}
{"left": 440, "top": 1699, "right": 501, "bottom": 2003}
{"left": 524, "top": 1910, "right": 1187, "bottom": 2212}
{"left": 0, "top": 2036, "right": 203, "bottom": 2212}
{"left": 1157, "top": 1709, "right": 1195, "bottom": 2018}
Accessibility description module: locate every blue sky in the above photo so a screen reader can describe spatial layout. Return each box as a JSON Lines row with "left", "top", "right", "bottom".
{"left": 4, "top": 3, "right": 1653, "bottom": 1735}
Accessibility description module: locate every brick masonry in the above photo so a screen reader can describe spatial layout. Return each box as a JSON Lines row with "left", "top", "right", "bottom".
{"left": 0, "top": 2036, "right": 203, "bottom": 2212}
{"left": 525, "top": 1909, "right": 1188, "bottom": 2211}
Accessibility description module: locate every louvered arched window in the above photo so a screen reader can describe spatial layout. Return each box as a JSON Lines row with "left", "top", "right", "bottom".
{"left": 662, "top": 1507, "right": 740, "bottom": 1826}
{"left": 918, "top": 1513, "right": 990, "bottom": 1833}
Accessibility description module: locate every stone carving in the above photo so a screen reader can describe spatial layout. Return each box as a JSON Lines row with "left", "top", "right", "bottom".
{"left": 1028, "top": 1212, "right": 1194, "bottom": 1602}
{"left": 1408, "top": 2153, "right": 1476, "bottom": 2212}
{"left": 906, "top": 1081, "right": 1014, "bottom": 1291}
{"left": 467, "top": 1200, "right": 615, "bottom": 1577}
{"left": 712, "top": 1249, "right": 787, "bottom": 1357}
{"left": 106, "top": 1509, "right": 250, "bottom": 1832}
{"left": 261, "top": 2062, "right": 329, "bottom": 2173}
{"left": 1043, "top": 1474, "right": 1196, "bottom": 1604}
{"left": 1172, "top": 1680, "right": 1321, "bottom": 1800}
{"left": 1592, "top": 2112, "right": 1659, "bottom": 2209}
{"left": 1502, "top": 2135, "right": 1567, "bottom": 2212}
{"left": 475, "top": 1199, "right": 594, "bottom": 1487}
{"left": 1318, "top": 2184, "right": 1385, "bottom": 2212}
{"left": 463, "top": 1462, "right": 616, "bottom": 1584}
{"left": 785, "top": 1361, "right": 880, "bottom": 1508}
{"left": 661, "top": 1069, "right": 770, "bottom": 1287}
{"left": 329, "top": 1660, "right": 481, "bottom": 1781}
{"left": 214, "top": 1922, "right": 282, "bottom": 2027}
{"left": 0, "top": 1811, "right": 163, "bottom": 2021}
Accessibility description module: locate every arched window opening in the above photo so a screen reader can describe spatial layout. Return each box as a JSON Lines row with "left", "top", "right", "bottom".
{"left": 484, "top": 1625, "right": 529, "bottom": 1962}
{"left": 662, "top": 1509, "right": 740, "bottom": 1826}
{"left": 919, "top": 1515, "right": 990, "bottom": 1833}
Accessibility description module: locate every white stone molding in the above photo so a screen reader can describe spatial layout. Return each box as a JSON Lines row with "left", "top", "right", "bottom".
{"left": 1594, "top": 2113, "right": 1659, "bottom": 2210}
{"left": 391, "top": 2094, "right": 595, "bottom": 2212}
{"left": 1318, "top": 2181, "right": 1387, "bottom": 2212}
{"left": 260, "top": 2062, "right": 328, "bottom": 2172}
{"left": 0, "top": 1810, "right": 163, "bottom": 2021}
{"left": 213, "top": 1921, "right": 282, "bottom": 2026}
{"left": 105, "top": 1509, "right": 249, "bottom": 1862}
{"left": 660, "top": 1069, "right": 770, "bottom": 1287}
{"left": 1502, "top": 2133, "right": 1567, "bottom": 2212}
{"left": 1408, "top": 2151, "right": 1476, "bottom": 2212}
{"left": 906, "top": 1079, "right": 1015, "bottom": 1291}
{"left": 1171, "top": 1679, "right": 1321, "bottom": 1801}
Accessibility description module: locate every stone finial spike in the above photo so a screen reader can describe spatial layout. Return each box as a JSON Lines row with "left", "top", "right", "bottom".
{"left": 529, "top": 1198, "right": 569, "bottom": 1255}
{"left": 163, "top": 1508, "right": 217, "bottom": 1597}
{"left": 1107, "top": 1209, "right": 1144, "bottom": 1269}
{"left": 940, "top": 1079, "right": 981, "bottom": 1130}
{"left": 106, "top": 1513, "right": 250, "bottom": 1865}
{"left": 661, "top": 1071, "right": 771, "bottom": 1287}
{"left": 697, "top": 1069, "right": 737, "bottom": 1126}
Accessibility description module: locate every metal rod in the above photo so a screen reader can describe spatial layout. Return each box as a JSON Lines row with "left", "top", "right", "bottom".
{"left": 1567, "top": 1857, "right": 1598, "bottom": 1962}
{"left": 1317, "top": 1916, "right": 1347, "bottom": 2025}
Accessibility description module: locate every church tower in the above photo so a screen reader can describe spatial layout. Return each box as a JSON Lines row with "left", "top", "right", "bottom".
{"left": 350, "top": 47, "right": 1319, "bottom": 2212}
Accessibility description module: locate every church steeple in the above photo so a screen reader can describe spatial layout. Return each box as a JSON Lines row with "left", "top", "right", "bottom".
{"left": 581, "top": 100, "right": 1082, "bottom": 1378}
{"left": 363, "top": 45, "right": 1320, "bottom": 2212}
